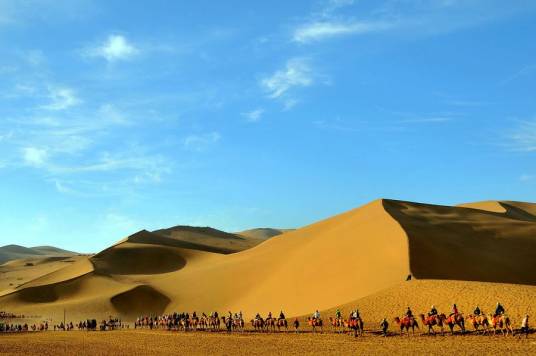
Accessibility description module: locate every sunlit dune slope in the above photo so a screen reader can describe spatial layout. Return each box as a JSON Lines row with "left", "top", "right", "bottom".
{"left": 143, "top": 199, "right": 410, "bottom": 317}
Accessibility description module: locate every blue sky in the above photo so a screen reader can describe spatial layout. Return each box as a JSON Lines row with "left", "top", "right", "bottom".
{"left": 0, "top": 0, "right": 535, "bottom": 252}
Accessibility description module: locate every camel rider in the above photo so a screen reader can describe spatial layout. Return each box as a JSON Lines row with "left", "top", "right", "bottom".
{"left": 451, "top": 304, "right": 459, "bottom": 317}
{"left": 353, "top": 309, "right": 360, "bottom": 320}
{"left": 228, "top": 311, "right": 232, "bottom": 319}
{"left": 494, "top": 302, "right": 505, "bottom": 317}
{"left": 239, "top": 311, "right": 243, "bottom": 320}
{"left": 428, "top": 305, "right": 438, "bottom": 317}
{"left": 336, "top": 309, "right": 341, "bottom": 319}
{"left": 474, "top": 306, "right": 481, "bottom": 316}
{"left": 279, "top": 311, "right": 285, "bottom": 320}
{"left": 405, "top": 307, "right": 413, "bottom": 318}
{"left": 313, "top": 310, "right": 321, "bottom": 320}
{"left": 192, "top": 312, "right": 197, "bottom": 319}
{"left": 255, "top": 313, "right": 261, "bottom": 320}
{"left": 268, "top": 312, "right": 272, "bottom": 320}
{"left": 214, "top": 311, "right": 218, "bottom": 318}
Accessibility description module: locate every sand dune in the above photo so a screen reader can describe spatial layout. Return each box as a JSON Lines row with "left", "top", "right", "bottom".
{"left": 1, "top": 198, "right": 535, "bottom": 323}
{"left": 0, "top": 244, "right": 76, "bottom": 265}
{"left": 152, "top": 226, "right": 263, "bottom": 253}
{"left": 319, "top": 279, "right": 536, "bottom": 327}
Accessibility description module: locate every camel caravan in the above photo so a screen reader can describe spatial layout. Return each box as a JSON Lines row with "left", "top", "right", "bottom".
{"left": 397, "top": 303, "right": 528, "bottom": 337}
{"left": 0, "top": 303, "right": 532, "bottom": 338}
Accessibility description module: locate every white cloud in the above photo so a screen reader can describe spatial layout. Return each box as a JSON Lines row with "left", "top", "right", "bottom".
{"left": 293, "top": 20, "right": 392, "bottom": 43}
{"left": 22, "top": 147, "right": 48, "bottom": 167}
{"left": 261, "top": 58, "right": 313, "bottom": 99}
{"left": 182, "top": 132, "right": 221, "bottom": 151}
{"left": 43, "top": 87, "right": 80, "bottom": 111}
{"left": 87, "top": 35, "right": 139, "bottom": 62}
{"left": 242, "top": 108, "right": 264, "bottom": 122}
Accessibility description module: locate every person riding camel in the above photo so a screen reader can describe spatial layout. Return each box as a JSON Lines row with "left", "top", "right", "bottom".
{"left": 279, "top": 311, "right": 285, "bottom": 320}
{"left": 238, "top": 311, "right": 243, "bottom": 320}
{"left": 353, "top": 309, "right": 360, "bottom": 320}
{"left": 192, "top": 311, "right": 197, "bottom": 319}
{"left": 336, "top": 309, "right": 341, "bottom": 319}
{"left": 255, "top": 313, "right": 261, "bottom": 320}
{"left": 474, "top": 306, "right": 481, "bottom": 316}
{"left": 405, "top": 307, "right": 413, "bottom": 319}
{"left": 313, "top": 310, "right": 321, "bottom": 320}
{"left": 494, "top": 302, "right": 505, "bottom": 317}
{"left": 428, "top": 305, "right": 438, "bottom": 317}
{"left": 267, "top": 312, "right": 272, "bottom": 320}
{"left": 450, "top": 304, "right": 459, "bottom": 318}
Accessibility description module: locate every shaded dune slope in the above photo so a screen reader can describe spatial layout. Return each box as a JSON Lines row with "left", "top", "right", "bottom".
{"left": 383, "top": 199, "right": 536, "bottom": 285}
{"left": 236, "top": 228, "right": 294, "bottom": 240}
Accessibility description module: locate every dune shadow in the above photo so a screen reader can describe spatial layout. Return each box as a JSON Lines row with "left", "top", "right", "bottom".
{"left": 111, "top": 285, "right": 170, "bottom": 317}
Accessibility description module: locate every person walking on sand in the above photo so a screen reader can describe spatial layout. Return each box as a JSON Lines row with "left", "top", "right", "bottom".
{"left": 521, "top": 315, "right": 529, "bottom": 338}
{"left": 293, "top": 318, "right": 300, "bottom": 333}
{"left": 380, "top": 318, "right": 389, "bottom": 337}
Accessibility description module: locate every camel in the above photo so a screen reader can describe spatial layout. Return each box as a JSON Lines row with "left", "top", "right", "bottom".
{"left": 467, "top": 314, "right": 490, "bottom": 335}
{"left": 394, "top": 316, "right": 419, "bottom": 336}
{"left": 233, "top": 318, "right": 245, "bottom": 332}
{"left": 328, "top": 317, "right": 344, "bottom": 334}
{"left": 265, "top": 317, "right": 276, "bottom": 332}
{"left": 419, "top": 314, "right": 444, "bottom": 335}
{"left": 277, "top": 318, "right": 288, "bottom": 332}
{"left": 490, "top": 314, "right": 514, "bottom": 336}
{"left": 307, "top": 317, "right": 323, "bottom": 333}
{"left": 250, "top": 318, "right": 265, "bottom": 332}
{"left": 346, "top": 318, "right": 365, "bottom": 337}
{"left": 441, "top": 313, "right": 465, "bottom": 335}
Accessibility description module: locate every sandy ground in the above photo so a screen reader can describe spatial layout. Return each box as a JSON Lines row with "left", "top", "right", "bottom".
{"left": 0, "top": 330, "right": 535, "bottom": 355}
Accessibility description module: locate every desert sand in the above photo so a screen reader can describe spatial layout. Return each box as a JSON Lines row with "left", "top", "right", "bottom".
{"left": 1, "top": 330, "right": 535, "bottom": 356}
{"left": 1, "top": 199, "right": 535, "bottom": 330}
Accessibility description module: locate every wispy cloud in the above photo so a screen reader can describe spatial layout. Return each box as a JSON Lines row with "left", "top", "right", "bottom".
{"left": 242, "top": 108, "right": 264, "bottom": 122}
{"left": 293, "top": 20, "right": 392, "bottom": 43}
{"left": 85, "top": 34, "right": 139, "bottom": 62}
{"left": 501, "top": 64, "right": 536, "bottom": 85}
{"left": 182, "top": 132, "right": 221, "bottom": 151}
{"left": 261, "top": 58, "right": 313, "bottom": 99}
{"left": 510, "top": 119, "right": 536, "bottom": 152}
{"left": 42, "top": 86, "right": 80, "bottom": 110}
{"left": 399, "top": 117, "right": 453, "bottom": 124}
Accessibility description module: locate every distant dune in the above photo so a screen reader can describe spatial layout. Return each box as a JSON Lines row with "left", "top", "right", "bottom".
{"left": 1, "top": 199, "right": 535, "bottom": 322}
{"left": 151, "top": 226, "right": 265, "bottom": 253}
{"left": 0, "top": 244, "right": 77, "bottom": 265}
